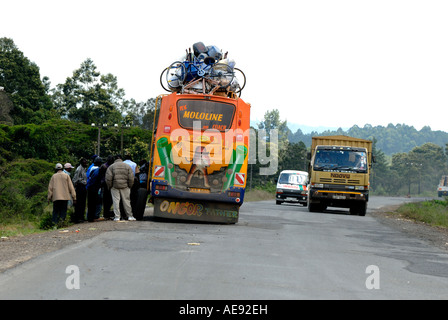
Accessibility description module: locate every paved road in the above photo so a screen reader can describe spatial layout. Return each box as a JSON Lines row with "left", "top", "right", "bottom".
{"left": 0, "top": 196, "right": 447, "bottom": 300}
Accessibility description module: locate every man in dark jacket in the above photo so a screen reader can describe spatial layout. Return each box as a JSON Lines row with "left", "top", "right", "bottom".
{"left": 86, "top": 156, "right": 102, "bottom": 222}
{"left": 105, "top": 155, "right": 136, "bottom": 221}
{"left": 99, "top": 155, "right": 115, "bottom": 220}
{"left": 72, "top": 158, "right": 88, "bottom": 223}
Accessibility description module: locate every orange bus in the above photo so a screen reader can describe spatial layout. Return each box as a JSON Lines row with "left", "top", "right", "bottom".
{"left": 142, "top": 92, "right": 251, "bottom": 223}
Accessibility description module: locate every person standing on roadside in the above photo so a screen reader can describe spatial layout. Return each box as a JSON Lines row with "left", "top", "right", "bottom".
{"left": 99, "top": 155, "right": 115, "bottom": 220}
{"left": 124, "top": 154, "right": 140, "bottom": 215}
{"left": 86, "top": 156, "right": 103, "bottom": 222}
{"left": 86, "top": 154, "right": 98, "bottom": 178}
{"left": 72, "top": 158, "right": 88, "bottom": 223}
{"left": 106, "top": 155, "right": 136, "bottom": 221}
{"left": 63, "top": 163, "right": 74, "bottom": 176}
{"left": 124, "top": 154, "right": 139, "bottom": 175}
{"left": 137, "top": 159, "right": 149, "bottom": 188}
{"left": 63, "top": 163, "right": 75, "bottom": 207}
{"left": 48, "top": 163, "right": 77, "bottom": 227}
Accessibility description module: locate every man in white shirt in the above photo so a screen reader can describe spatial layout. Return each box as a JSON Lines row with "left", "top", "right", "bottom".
{"left": 123, "top": 154, "right": 139, "bottom": 175}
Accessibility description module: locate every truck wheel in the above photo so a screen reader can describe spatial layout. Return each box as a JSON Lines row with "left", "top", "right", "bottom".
{"left": 308, "top": 202, "right": 320, "bottom": 212}
{"left": 276, "top": 200, "right": 282, "bottom": 205}
{"left": 134, "top": 188, "right": 148, "bottom": 220}
{"left": 350, "top": 203, "right": 367, "bottom": 216}
{"left": 358, "top": 202, "right": 367, "bottom": 216}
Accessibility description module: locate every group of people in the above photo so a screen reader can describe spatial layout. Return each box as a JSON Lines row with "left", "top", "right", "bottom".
{"left": 47, "top": 154, "right": 149, "bottom": 226}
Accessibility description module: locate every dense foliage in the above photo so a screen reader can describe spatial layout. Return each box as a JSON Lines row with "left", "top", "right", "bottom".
{"left": 0, "top": 119, "right": 152, "bottom": 165}
{"left": 0, "top": 159, "right": 53, "bottom": 223}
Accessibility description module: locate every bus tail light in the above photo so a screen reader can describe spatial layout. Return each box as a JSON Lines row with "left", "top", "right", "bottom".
{"left": 155, "top": 185, "right": 168, "bottom": 191}
{"left": 228, "top": 191, "right": 240, "bottom": 198}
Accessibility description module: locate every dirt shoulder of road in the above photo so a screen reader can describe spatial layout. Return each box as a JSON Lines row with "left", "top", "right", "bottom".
{"left": 1, "top": 205, "right": 448, "bottom": 274}
{"left": 370, "top": 205, "right": 448, "bottom": 251}
{"left": 0, "top": 217, "right": 144, "bottom": 273}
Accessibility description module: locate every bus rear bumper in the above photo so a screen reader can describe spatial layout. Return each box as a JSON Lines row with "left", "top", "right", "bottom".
{"left": 153, "top": 197, "right": 239, "bottom": 224}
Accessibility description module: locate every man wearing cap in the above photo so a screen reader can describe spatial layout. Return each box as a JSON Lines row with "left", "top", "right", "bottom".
{"left": 48, "top": 163, "right": 77, "bottom": 227}
{"left": 63, "top": 163, "right": 75, "bottom": 207}
{"left": 63, "top": 163, "right": 74, "bottom": 176}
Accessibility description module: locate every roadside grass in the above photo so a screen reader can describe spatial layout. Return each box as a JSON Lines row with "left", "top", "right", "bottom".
{"left": 0, "top": 219, "right": 44, "bottom": 238}
{"left": 396, "top": 198, "right": 448, "bottom": 228}
{"left": 244, "top": 188, "right": 275, "bottom": 202}
{"left": 0, "top": 204, "right": 72, "bottom": 238}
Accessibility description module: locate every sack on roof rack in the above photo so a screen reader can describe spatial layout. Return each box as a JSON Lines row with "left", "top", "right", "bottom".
{"left": 193, "top": 42, "right": 207, "bottom": 56}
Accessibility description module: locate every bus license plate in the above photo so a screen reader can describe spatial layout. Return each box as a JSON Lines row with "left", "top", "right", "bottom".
{"left": 189, "top": 188, "right": 210, "bottom": 194}
{"left": 333, "top": 195, "right": 346, "bottom": 200}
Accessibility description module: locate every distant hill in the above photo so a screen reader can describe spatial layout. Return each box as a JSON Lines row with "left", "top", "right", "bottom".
{"left": 288, "top": 123, "right": 448, "bottom": 155}
{"left": 250, "top": 120, "right": 347, "bottom": 135}
{"left": 286, "top": 123, "right": 349, "bottom": 135}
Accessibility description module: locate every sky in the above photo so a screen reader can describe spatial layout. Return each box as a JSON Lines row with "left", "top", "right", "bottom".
{"left": 1, "top": 0, "right": 448, "bottom": 132}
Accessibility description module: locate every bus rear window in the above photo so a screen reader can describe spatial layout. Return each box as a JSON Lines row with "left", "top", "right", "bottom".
{"left": 177, "top": 99, "right": 235, "bottom": 131}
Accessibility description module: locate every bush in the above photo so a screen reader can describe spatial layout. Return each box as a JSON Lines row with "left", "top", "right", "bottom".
{"left": 397, "top": 199, "right": 448, "bottom": 228}
{"left": 0, "top": 119, "right": 153, "bottom": 165}
{"left": 38, "top": 212, "right": 54, "bottom": 230}
{"left": 0, "top": 158, "right": 53, "bottom": 222}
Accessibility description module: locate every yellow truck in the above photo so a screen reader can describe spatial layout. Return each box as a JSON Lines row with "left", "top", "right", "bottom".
{"left": 307, "top": 135, "right": 373, "bottom": 216}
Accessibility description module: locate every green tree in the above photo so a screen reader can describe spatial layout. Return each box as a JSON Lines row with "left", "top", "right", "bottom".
{"left": 370, "top": 138, "right": 392, "bottom": 195}
{"left": 0, "top": 90, "right": 13, "bottom": 124}
{"left": 0, "top": 37, "right": 54, "bottom": 124}
{"left": 390, "top": 152, "right": 411, "bottom": 195}
{"left": 257, "top": 109, "right": 289, "bottom": 146}
{"left": 409, "top": 143, "right": 447, "bottom": 194}
{"left": 278, "top": 141, "right": 307, "bottom": 172}
{"left": 257, "top": 109, "right": 290, "bottom": 180}
{"left": 53, "top": 58, "right": 123, "bottom": 125}
{"left": 124, "top": 97, "right": 157, "bottom": 130}
{"left": 390, "top": 143, "right": 448, "bottom": 195}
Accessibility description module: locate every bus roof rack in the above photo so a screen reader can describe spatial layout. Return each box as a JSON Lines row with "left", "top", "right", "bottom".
{"left": 160, "top": 43, "right": 246, "bottom": 98}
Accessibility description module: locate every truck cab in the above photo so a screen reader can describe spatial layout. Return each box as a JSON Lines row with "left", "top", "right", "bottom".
{"left": 276, "top": 170, "right": 309, "bottom": 206}
{"left": 307, "top": 135, "right": 373, "bottom": 216}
